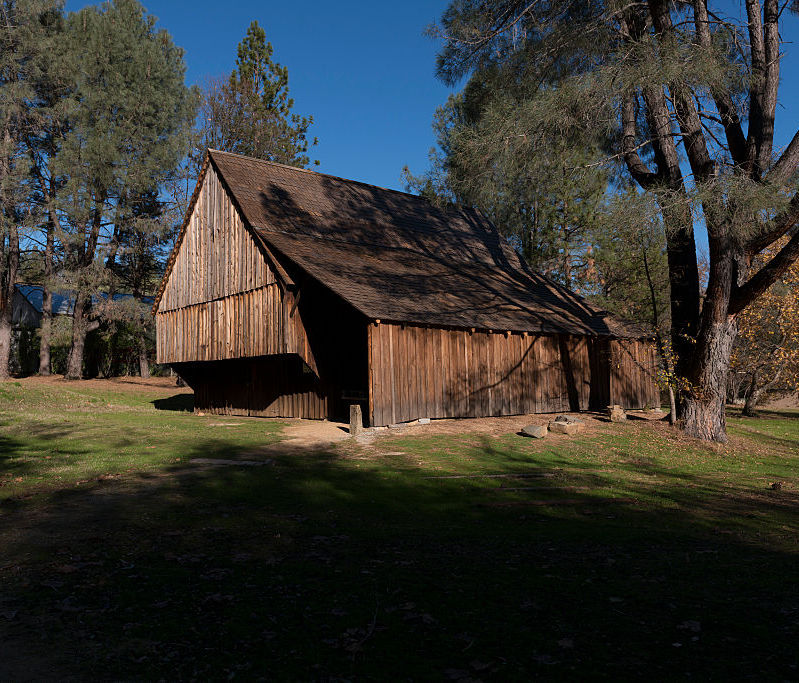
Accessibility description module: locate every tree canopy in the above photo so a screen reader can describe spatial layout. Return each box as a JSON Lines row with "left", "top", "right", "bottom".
{"left": 197, "top": 20, "right": 317, "bottom": 169}
{"left": 430, "top": 0, "right": 799, "bottom": 441}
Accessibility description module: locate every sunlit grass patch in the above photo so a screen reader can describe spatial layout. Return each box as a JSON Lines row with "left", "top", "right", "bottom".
{"left": 0, "top": 378, "right": 284, "bottom": 500}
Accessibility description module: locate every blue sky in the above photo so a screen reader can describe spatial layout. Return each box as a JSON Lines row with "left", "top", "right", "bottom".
{"left": 67, "top": 0, "right": 454, "bottom": 192}
{"left": 64, "top": 0, "right": 799, "bottom": 196}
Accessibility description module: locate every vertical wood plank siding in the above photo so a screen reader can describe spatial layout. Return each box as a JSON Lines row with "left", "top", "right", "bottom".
{"left": 608, "top": 339, "right": 660, "bottom": 408}
{"left": 176, "top": 355, "right": 328, "bottom": 420}
{"left": 157, "top": 165, "right": 273, "bottom": 313}
{"left": 155, "top": 285, "right": 316, "bottom": 371}
{"left": 368, "top": 323, "right": 659, "bottom": 426}
{"left": 154, "top": 163, "right": 317, "bottom": 371}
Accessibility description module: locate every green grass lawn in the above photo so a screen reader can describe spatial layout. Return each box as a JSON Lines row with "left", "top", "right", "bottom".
{"left": 0, "top": 378, "right": 284, "bottom": 500}
{"left": 1, "top": 379, "right": 798, "bottom": 680}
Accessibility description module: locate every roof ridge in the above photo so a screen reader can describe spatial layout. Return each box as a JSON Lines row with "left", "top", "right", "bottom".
{"left": 207, "top": 148, "right": 475, "bottom": 213}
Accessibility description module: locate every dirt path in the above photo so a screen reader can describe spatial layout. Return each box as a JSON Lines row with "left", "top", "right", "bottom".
{"left": 350, "top": 409, "right": 665, "bottom": 444}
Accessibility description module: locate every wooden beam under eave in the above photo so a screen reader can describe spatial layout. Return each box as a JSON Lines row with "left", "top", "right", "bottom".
{"left": 252, "top": 234, "right": 296, "bottom": 289}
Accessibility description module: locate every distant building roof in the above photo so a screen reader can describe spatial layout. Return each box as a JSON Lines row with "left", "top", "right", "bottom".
{"left": 15, "top": 284, "right": 75, "bottom": 316}
{"left": 15, "top": 285, "right": 153, "bottom": 316}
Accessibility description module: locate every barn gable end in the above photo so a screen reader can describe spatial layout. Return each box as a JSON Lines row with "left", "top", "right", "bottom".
{"left": 157, "top": 162, "right": 275, "bottom": 314}
{"left": 155, "top": 161, "right": 318, "bottom": 376}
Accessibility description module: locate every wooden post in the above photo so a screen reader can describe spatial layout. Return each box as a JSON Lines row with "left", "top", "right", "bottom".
{"left": 367, "top": 325, "right": 374, "bottom": 427}
{"left": 350, "top": 404, "right": 363, "bottom": 436}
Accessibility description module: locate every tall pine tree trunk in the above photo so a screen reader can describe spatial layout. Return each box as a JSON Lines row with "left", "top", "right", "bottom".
{"left": 38, "top": 290, "right": 52, "bottom": 375}
{"left": 65, "top": 198, "right": 104, "bottom": 381}
{"left": 38, "top": 218, "right": 54, "bottom": 375}
{"left": 0, "top": 111, "right": 21, "bottom": 380}
{"left": 0, "top": 223, "right": 20, "bottom": 381}
{"left": 0, "top": 318, "right": 12, "bottom": 380}
{"left": 642, "top": 246, "right": 677, "bottom": 425}
{"left": 65, "top": 294, "right": 92, "bottom": 380}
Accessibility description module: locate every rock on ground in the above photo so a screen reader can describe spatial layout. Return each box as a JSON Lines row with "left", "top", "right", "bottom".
{"left": 549, "top": 421, "right": 585, "bottom": 435}
{"left": 554, "top": 414, "right": 585, "bottom": 425}
{"left": 521, "top": 424, "right": 547, "bottom": 438}
{"left": 608, "top": 405, "right": 627, "bottom": 422}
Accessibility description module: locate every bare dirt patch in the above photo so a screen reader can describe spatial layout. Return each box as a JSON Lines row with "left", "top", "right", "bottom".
{"left": 355, "top": 410, "right": 663, "bottom": 443}
{"left": 763, "top": 392, "right": 799, "bottom": 410}
{"left": 13, "top": 374, "right": 190, "bottom": 395}
{"left": 187, "top": 418, "right": 352, "bottom": 465}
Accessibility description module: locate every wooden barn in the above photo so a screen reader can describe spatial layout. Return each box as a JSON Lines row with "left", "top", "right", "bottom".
{"left": 153, "top": 149, "right": 658, "bottom": 425}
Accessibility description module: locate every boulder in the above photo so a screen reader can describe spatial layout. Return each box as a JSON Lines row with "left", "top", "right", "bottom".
{"left": 607, "top": 405, "right": 627, "bottom": 423}
{"left": 554, "top": 415, "right": 585, "bottom": 425}
{"left": 549, "top": 420, "right": 585, "bottom": 435}
{"left": 521, "top": 424, "right": 547, "bottom": 438}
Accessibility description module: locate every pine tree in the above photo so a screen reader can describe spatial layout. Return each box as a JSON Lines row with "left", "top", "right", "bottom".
{"left": 106, "top": 188, "right": 172, "bottom": 378}
{"left": 197, "top": 20, "right": 317, "bottom": 168}
{"left": 405, "top": 60, "right": 611, "bottom": 291}
{"left": 0, "top": 0, "right": 62, "bottom": 379}
{"left": 54, "top": 0, "right": 195, "bottom": 379}
{"left": 25, "top": 2, "right": 68, "bottom": 376}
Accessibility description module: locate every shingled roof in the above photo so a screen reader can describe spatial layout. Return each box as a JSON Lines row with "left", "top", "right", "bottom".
{"left": 200, "top": 149, "right": 643, "bottom": 338}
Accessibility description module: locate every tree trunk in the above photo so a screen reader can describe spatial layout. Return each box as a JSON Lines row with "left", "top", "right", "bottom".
{"left": 0, "top": 230, "right": 14, "bottom": 380}
{"left": 668, "top": 386, "right": 677, "bottom": 425}
{"left": 138, "top": 334, "right": 150, "bottom": 379}
{"left": 65, "top": 294, "right": 91, "bottom": 380}
{"left": 665, "top": 228, "right": 702, "bottom": 386}
{"left": 741, "top": 372, "right": 761, "bottom": 417}
{"left": 681, "top": 318, "right": 738, "bottom": 441}
{"left": 742, "top": 364, "right": 783, "bottom": 417}
{"left": 0, "top": 318, "right": 12, "bottom": 381}
{"left": 38, "top": 218, "right": 54, "bottom": 375}
{"left": 38, "top": 302, "right": 52, "bottom": 376}
{"left": 642, "top": 245, "right": 677, "bottom": 426}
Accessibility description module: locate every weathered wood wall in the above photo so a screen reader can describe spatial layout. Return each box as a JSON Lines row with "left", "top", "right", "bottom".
{"left": 163, "top": 271, "right": 368, "bottom": 422}
{"left": 176, "top": 355, "right": 327, "bottom": 419}
{"left": 368, "top": 323, "right": 658, "bottom": 426}
{"left": 608, "top": 339, "right": 661, "bottom": 409}
{"left": 155, "top": 164, "right": 316, "bottom": 370}
{"left": 157, "top": 165, "right": 273, "bottom": 312}
{"left": 156, "top": 286, "right": 315, "bottom": 370}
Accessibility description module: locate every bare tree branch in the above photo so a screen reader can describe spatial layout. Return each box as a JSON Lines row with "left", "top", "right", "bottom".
{"left": 746, "top": 192, "right": 799, "bottom": 255}
{"left": 693, "top": 0, "right": 748, "bottom": 167}
{"left": 732, "top": 227, "right": 799, "bottom": 312}
{"left": 621, "top": 90, "right": 658, "bottom": 186}
{"left": 768, "top": 127, "right": 799, "bottom": 184}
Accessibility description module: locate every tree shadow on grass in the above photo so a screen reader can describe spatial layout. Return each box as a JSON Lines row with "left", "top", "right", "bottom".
{"left": 151, "top": 393, "right": 194, "bottom": 412}
{"left": 0, "top": 424, "right": 89, "bottom": 479}
{"left": 731, "top": 427, "right": 799, "bottom": 453}
{"left": 1, "top": 435, "right": 798, "bottom": 680}
{"left": 729, "top": 406, "right": 799, "bottom": 420}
